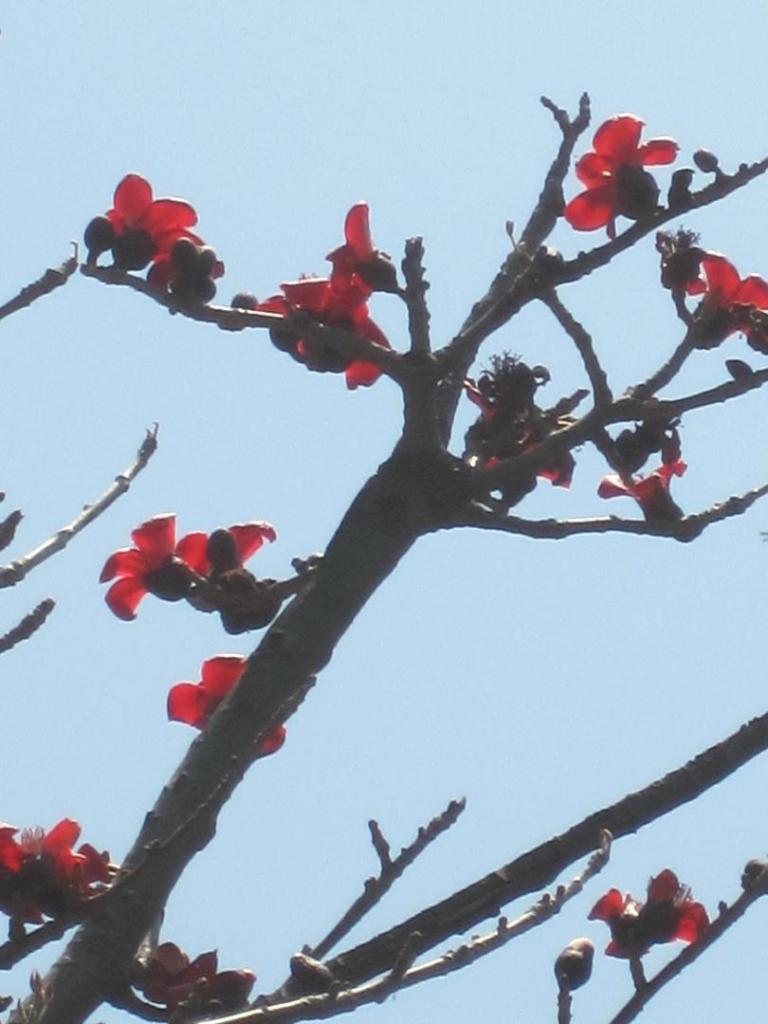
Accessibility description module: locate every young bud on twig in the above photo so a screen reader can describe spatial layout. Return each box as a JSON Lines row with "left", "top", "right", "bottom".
{"left": 554, "top": 937, "right": 594, "bottom": 991}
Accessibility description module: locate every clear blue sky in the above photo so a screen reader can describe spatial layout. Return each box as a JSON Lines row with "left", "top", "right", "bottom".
{"left": 2, "top": 3, "right": 768, "bottom": 1021}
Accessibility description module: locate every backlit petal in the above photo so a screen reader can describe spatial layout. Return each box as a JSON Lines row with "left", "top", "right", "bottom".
{"left": 229, "top": 523, "right": 277, "bottom": 563}
{"left": 131, "top": 514, "right": 177, "bottom": 561}
{"left": 113, "top": 174, "right": 153, "bottom": 225}
{"left": 344, "top": 203, "right": 374, "bottom": 258}
{"left": 100, "top": 548, "right": 147, "bottom": 582}
{"left": 42, "top": 819, "right": 81, "bottom": 857}
{"left": 575, "top": 152, "right": 615, "bottom": 187}
{"left": 200, "top": 655, "right": 246, "bottom": 699}
{"left": 176, "top": 532, "right": 210, "bottom": 575}
{"left": 105, "top": 576, "right": 148, "bottom": 620}
{"left": 593, "top": 115, "right": 643, "bottom": 161}
{"left": 564, "top": 187, "right": 616, "bottom": 230}
{"left": 700, "top": 254, "right": 741, "bottom": 303}
{"left": 636, "top": 138, "right": 678, "bottom": 166}
{"left": 167, "top": 683, "right": 209, "bottom": 728}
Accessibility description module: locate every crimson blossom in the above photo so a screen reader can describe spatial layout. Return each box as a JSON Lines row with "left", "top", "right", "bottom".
{"left": 137, "top": 941, "right": 255, "bottom": 1011}
{"left": 99, "top": 513, "right": 208, "bottom": 620}
{"left": 598, "top": 459, "right": 686, "bottom": 521}
{"left": 589, "top": 869, "right": 709, "bottom": 958}
{"left": 326, "top": 202, "right": 399, "bottom": 294}
{"left": 0, "top": 819, "right": 110, "bottom": 923}
{"left": 167, "top": 654, "right": 287, "bottom": 755}
{"left": 84, "top": 174, "right": 201, "bottom": 272}
{"left": 688, "top": 252, "right": 768, "bottom": 351}
{"left": 255, "top": 275, "right": 390, "bottom": 389}
{"left": 564, "top": 115, "right": 678, "bottom": 237}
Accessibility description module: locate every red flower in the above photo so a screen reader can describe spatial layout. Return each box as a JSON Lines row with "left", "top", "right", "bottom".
{"left": 0, "top": 819, "right": 111, "bottom": 923}
{"left": 177, "top": 522, "right": 277, "bottom": 579}
{"left": 100, "top": 514, "right": 209, "bottom": 621}
{"left": 565, "top": 115, "right": 678, "bottom": 238}
{"left": 327, "top": 203, "right": 399, "bottom": 294}
{"left": 598, "top": 459, "right": 686, "bottom": 520}
{"left": 256, "top": 276, "right": 390, "bottom": 389}
{"left": 167, "top": 655, "right": 286, "bottom": 756}
{"left": 689, "top": 253, "right": 768, "bottom": 351}
{"left": 139, "top": 942, "right": 255, "bottom": 1011}
{"left": 589, "top": 869, "right": 709, "bottom": 958}
{"left": 84, "top": 174, "right": 201, "bottom": 272}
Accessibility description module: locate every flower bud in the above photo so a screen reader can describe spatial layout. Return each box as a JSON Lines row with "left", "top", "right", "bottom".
{"left": 554, "top": 937, "right": 594, "bottom": 991}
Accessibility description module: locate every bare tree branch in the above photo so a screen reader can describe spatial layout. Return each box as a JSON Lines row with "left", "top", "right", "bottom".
{"left": 0, "top": 427, "right": 158, "bottom": 589}
{"left": 80, "top": 264, "right": 404, "bottom": 382}
{"left": 401, "top": 238, "right": 431, "bottom": 357}
{"left": 314, "top": 707, "right": 768, "bottom": 991}
{"left": 223, "top": 832, "right": 611, "bottom": 1024}
{"left": 540, "top": 290, "right": 612, "bottom": 407}
{"left": 306, "top": 798, "right": 466, "bottom": 964}
{"left": 0, "top": 510, "right": 22, "bottom": 553}
{"left": 0, "top": 251, "right": 78, "bottom": 324}
{"left": 0, "top": 598, "right": 55, "bottom": 655}
{"left": 447, "top": 483, "right": 768, "bottom": 541}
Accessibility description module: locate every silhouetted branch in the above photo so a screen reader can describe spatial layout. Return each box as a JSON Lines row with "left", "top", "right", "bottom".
{"left": 0, "top": 510, "right": 22, "bottom": 553}
{"left": 226, "top": 832, "right": 611, "bottom": 1024}
{"left": 308, "top": 798, "right": 466, "bottom": 962}
{"left": 448, "top": 483, "right": 768, "bottom": 542}
{"left": 401, "top": 238, "right": 431, "bottom": 356}
{"left": 0, "top": 427, "right": 158, "bottom": 589}
{"left": 0, "top": 251, "right": 78, "bottom": 324}
{"left": 80, "top": 264, "right": 403, "bottom": 382}
{"left": 540, "top": 290, "right": 612, "bottom": 407}
{"left": 0, "top": 598, "right": 55, "bottom": 655}
{"left": 317, "top": 708, "right": 768, "bottom": 990}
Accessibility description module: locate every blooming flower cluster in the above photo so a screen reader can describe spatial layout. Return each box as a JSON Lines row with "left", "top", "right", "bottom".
{"left": 689, "top": 253, "right": 768, "bottom": 352}
{"left": 100, "top": 514, "right": 277, "bottom": 630}
{"left": 84, "top": 175, "right": 224, "bottom": 301}
{"left": 464, "top": 354, "right": 576, "bottom": 503}
{"left": 167, "top": 654, "right": 286, "bottom": 756}
{"left": 565, "top": 115, "right": 678, "bottom": 238}
{"left": 589, "top": 869, "right": 708, "bottom": 958}
{"left": 0, "top": 819, "right": 110, "bottom": 924}
{"left": 238, "top": 203, "right": 393, "bottom": 389}
{"left": 136, "top": 941, "right": 255, "bottom": 1012}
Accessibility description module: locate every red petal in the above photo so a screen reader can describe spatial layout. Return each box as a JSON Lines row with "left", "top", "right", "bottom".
{"left": 139, "top": 198, "right": 198, "bottom": 243}
{"left": 256, "top": 724, "right": 286, "bottom": 757}
{"left": 200, "top": 655, "right": 246, "bottom": 699}
{"left": 113, "top": 174, "right": 153, "bottom": 225}
{"left": 736, "top": 274, "right": 768, "bottom": 310}
{"left": 597, "top": 474, "right": 632, "bottom": 499}
{"left": 575, "top": 152, "right": 615, "bottom": 187}
{"left": 344, "top": 202, "right": 374, "bottom": 258}
{"left": 105, "top": 576, "right": 149, "bottom": 620}
{"left": 77, "top": 843, "right": 111, "bottom": 883}
{"left": 593, "top": 115, "right": 643, "bottom": 161}
{"left": 636, "top": 138, "right": 678, "bottom": 166}
{"left": 229, "top": 522, "right": 277, "bottom": 563}
{"left": 131, "top": 514, "right": 177, "bottom": 562}
{"left": 346, "top": 360, "right": 382, "bottom": 389}
{"left": 647, "top": 869, "right": 680, "bottom": 902}
{"left": 254, "top": 295, "right": 290, "bottom": 315}
{"left": 589, "top": 889, "right": 626, "bottom": 921}
{"left": 564, "top": 187, "right": 617, "bottom": 231}
{"left": 42, "top": 819, "right": 81, "bottom": 858}
{"left": 186, "top": 950, "right": 219, "bottom": 981}
{"left": 176, "top": 532, "right": 210, "bottom": 575}
{"left": 209, "top": 969, "right": 256, "bottom": 1005}
{"left": 99, "top": 548, "right": 147, "bottom": 583}
{"left": 167, "top": 683, "right": 209, "bottom": 728}
{"left": 152, "top": 942, "right": 190, "bottom": 974}
{"left": 281, "top": 278, "right": 331, "bottom": 313}
{"left": 701, "top": 254, "right": 741, "bottom": 304}
{"left": 675, "top": 901, "right": 709, "bottom": 942}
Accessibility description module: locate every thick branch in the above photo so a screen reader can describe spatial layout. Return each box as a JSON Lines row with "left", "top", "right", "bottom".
{"left": 35, "top": 448, "right": 466, "bottom": 1023}
{"left": 0, "top": 252, "right": 78, "bottom": 324}
{"left": 402, "top": 238, "right": 431, "bottom": 356}
{"left": 218, "top": 833, "right": 611, "bottom": 1024}
{"left": 0, "top": 428, "right": 157, "bottom": 589}
{"left": 315, "top": 707, "right": 768, "bottom": 989}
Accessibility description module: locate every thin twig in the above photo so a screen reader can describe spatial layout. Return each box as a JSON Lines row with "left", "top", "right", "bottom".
{"left": 0, "top": 598, "right": 55, "bottom": 655}
{"left": 401, "top": 238, "right": 431, "bottom": 356}
{"left": 316, "top": 707, "right": 768, "bottom": 990}
{"left": 308, "top": 798, "right": 466, "bottom": 962}
{"left": 227, "top": 832, "right": 611, "bottom": 1024}
{"left": 540, "top": 289, "right": 612, "bottom": 406}
{"left": 0, "top": 427, "right": 158, "bottom": 589}
{"left": 0, "top": 510, "right": 22, "bottom": 553}
{"left": 447, "top": 483, "right": 768, "bottom": 542}
{"left": 607, "top": 869, "right": 768, "bottom": 1024}
{"left": 0, "top": 251, "right": 78, "bottom": 324}
{"left": 80, "top": 264, "right": 403, "bottom": 382}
